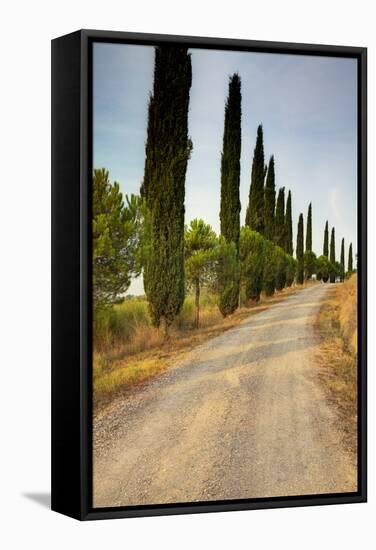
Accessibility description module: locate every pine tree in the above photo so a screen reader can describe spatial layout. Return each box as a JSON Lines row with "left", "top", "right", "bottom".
{"left": 274, "top": 187, "right": 285, "bottom": 249}
{"left": 263, "top": 155, "right": 275, "bottom": 241}
{"left": 93, "top": 169, "right": 139, "bottom": 309}
{"left": 296, "top": 213, "right": 304, "bottom": 284}
{"left": 285, "top": 190, "right": 293, "bottom": 255}
{"left": 329, "top": 227, "right": 336, "bottom": 283}
{"left": 340, "top": 238, "right": 345, "bottom": 282}
{"left": 185, "top": 220, "right": 218, "bottom": 328}
{"left": 348, "top": 243, "right": 353, "bottom": 273}
{"left": 323, "top": 221, "right": 329, "bottom": 257}
{"left": 245, "top": 125, "right": 265, "bottom": 233}
{"left": 306, "top": 203, "right": 312, "bottom": 252}
{"left": 141, "top": 46, "right": 192, "bottom": 333}
{"left": 219, "top": 74, "right": 242, "bottom": 316}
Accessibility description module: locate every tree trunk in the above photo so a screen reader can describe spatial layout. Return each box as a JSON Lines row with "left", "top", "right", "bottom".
{"left": 161, "top": 316, "right": 169, "bottom": 339}
{"left": 195, "top": 279, "right": 200, "bottom": 329}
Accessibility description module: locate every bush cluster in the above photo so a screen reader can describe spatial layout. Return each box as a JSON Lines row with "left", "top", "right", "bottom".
{"left": 240, "top": 227, "right": 297, "bottom": 302}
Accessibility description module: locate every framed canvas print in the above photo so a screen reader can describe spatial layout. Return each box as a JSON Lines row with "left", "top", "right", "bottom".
{"left": 51, "top": 30, "right": 367, "bottom": 520}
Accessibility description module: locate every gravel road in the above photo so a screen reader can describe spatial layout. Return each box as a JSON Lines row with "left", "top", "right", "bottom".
{"left": 93, "top": 284, "right": 357, "bottom": 507}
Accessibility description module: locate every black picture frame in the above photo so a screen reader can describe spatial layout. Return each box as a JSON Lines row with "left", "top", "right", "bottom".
{"left": 51, "top": 29, "right": 367, "bottom": 520}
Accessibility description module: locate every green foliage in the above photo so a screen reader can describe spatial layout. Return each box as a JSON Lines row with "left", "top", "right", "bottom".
{"left": 348, "top": 242, "right": 353, "bottom": 274}
{"left": 306, "top": 203, "right": 312, "bottom": 252}
{"left": 219, "top": 74, "right": 242, "bottom": 315}
{"left": 329, "top": 227, "right": 336, "bottom": 283}
{"left": 274, "top": 187, "right": 286, "bottom": 249}
{"left": 285, "top": 190, "right": 293, "bottom": 256}
{"left": 185, "top": 219, "right": 218, "bottom": 327}
{"left": 296, "top": 213, "right": 304, "bottom": 284}
{"left": 216, "top": 239, "right": 240, "bottom": 317}
{"left": 323, "top": 220, "right": 329, "bottom": 257}
{"left": 316, "top": 255, "right": 331, "bottom": 283}
{"left": 141, "top": 46, "right": 192, "bottom": 330}
{"left": 275, "top": 246, "right": 288, "bottom": 291}
{"left": 93, "top": 168, "right": 140, "bottom": 310}
{"left": 340, "top": 238, "right": 345, "bottom": 281}
{"left": 304, "top": 250, "right": 317, "bottom": 280}
{"left": 220, "top": 74, "right": 242, "bottom": 252}
{"left": 264, "top": 155, "right": 276, "bottom": 241}
{"left": 263, "top": 238, "right": 277, "bottom": 295}
{"left": 240, "top": 227, "right": 264, "bottom": 301}
{"left": 246, "top": 125, "right": 265, "bottom": 233}
{"left": 220, "top": 74, "right": 241, "bottom": 315}
{"left": 286, "top": 256, "right": 297, "bottom": 287}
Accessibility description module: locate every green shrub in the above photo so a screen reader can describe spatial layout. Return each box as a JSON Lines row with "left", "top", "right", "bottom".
{"left": 286, "top": 256, "right": 297, "bottom": 286}
{"left": 263, "top": 239, "right": 276, "bottom": 296}
{"left": 304, "top": 250, "right": 317, "bottom": 280}
{"left": 275, "top": 246, "right": 287, "bottom": 291}
{"left": 240, "top": 227, "right": 264, "bottom": 301}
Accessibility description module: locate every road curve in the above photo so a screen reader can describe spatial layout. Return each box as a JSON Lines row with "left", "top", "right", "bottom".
{"left": 93, "top": 284, "right": 357, "bottom": 507}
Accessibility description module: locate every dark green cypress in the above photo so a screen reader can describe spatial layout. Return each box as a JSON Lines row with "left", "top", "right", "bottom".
{"left": 348, "top": 243, "right": 353, "bottom": 273}
{"left": 263, "top": 155, "right": 275, "bottom": 241}
{"left": 220, "top": 73, "right": 242, "bottom": 251}
{"left": 296, "top": 213, "right": 304, "bottom": 284}
{"left": 141, "top": 46, "right": 192, "bottom": 332}
{"left": 329, "top": 227, "right": 336, "bottom": 283}
{"left": 219, "top": 74, "right": 242, "bottom": 315}
{"left": 274, "top": 187, "right": 285, "bottom": 249}
{"left": 285, "top": 190, "right": 293, "bottom": 255}
{"left": 340, "top": 238, "right": 345, "bottom": 282}
{"left": 306, "top": 203, "right": 312, "bottom": 252}
{"left": 245, "top": 125, "right": 265, "bottom": 233}
{"left": 323, "top": 221, "right": 329, "bottom": 257}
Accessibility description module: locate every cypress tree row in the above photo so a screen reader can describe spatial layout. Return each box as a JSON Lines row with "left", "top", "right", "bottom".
{"left": 245, "top": 125, "right": 265, "bottom": 233}
{"left": 329, "top": 227, "right": 336, "bottom": 283}
{"left": 306, "top": 203, "right": 312, "bottom": 252}
{"left": 219, "top": 73, "right": 242, "bottom": 316}
{"left": 348, "top": 243, "right": 353, "bottom": 273}
{"left": 263, "top": 155, "right": 276, "bottom": 241}
{"left": 296, "top": 213, "right": 304, "bottom": 284}
{"left": 323, "top": 221, "right": 329, "bottom": 257}
{"left": 274, "top": 187, "right": 285, "bottom": 249}
{"left": 285, "top": 190, "right": 293, "bottom": 255}
{"left": 340, "top": 238, "right": 345, "bottom": 282}
{"left": 141, "top": 46, "right": 192, "bottom": 333}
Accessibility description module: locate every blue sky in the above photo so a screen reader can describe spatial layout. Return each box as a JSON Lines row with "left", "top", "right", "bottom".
{"left": 93, "top": 43, "right": 357, "bottom": 295}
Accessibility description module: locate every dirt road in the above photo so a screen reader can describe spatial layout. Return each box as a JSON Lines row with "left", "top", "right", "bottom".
{"left": 93, "top": 284, "right": 357, "bottom": 507}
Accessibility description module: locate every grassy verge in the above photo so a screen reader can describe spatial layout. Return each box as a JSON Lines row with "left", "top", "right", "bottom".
{"left": 93, "top": 282, "right": 313, "bottom": 412}
{"left": 315, "top": 275, "right": 357, "bottom": 462}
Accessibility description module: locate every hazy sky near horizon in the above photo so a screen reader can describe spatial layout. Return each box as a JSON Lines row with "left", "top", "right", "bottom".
{"left": 93, "top": 43, "right": 358, "bottom": 295}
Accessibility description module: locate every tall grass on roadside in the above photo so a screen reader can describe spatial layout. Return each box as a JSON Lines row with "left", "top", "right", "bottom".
{"left": 316, "top": 274, "right": 357, "bottom": 459}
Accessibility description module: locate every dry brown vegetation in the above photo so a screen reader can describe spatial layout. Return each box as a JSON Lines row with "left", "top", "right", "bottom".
{"left": 315, "top": 274, "right": 358, "bottom": 462}
{"left": 93, "top": 284, "right": 307, "bottom": 412}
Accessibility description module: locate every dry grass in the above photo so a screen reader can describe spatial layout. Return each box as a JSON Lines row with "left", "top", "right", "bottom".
{"left": 315, "top": 275, "right": 358, "bottom": 461}
{"left": 93, "top": 283, "right": 309, "bottom": 411}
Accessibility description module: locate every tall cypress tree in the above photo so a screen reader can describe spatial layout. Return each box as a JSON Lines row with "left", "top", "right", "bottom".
{"left": 245, "top": 125, "right": 265, "bottom": 233}
{"left": 274, "top": 187, "right": 285, "bottom": 249}
{"left": 263, "top": 155, "right": 275, "bottom": 241}
{"left": 340, "top": 238, "right": 345, "bottom": 282}
{"left": 296, "top": 213, "right": 304, "bottom": 284}
{"left": 323, "top": 221, "right": 329, "bottom": 257}
{"left": 141, "top": 46, "right": 192, "bottom": 333}
{"left": 285, "top": 190, "right": 293, "bottom": 255}
{"left": 306, "top": 203, "right": 312, "bottom": 252}
{"left": 219, "top": 74, "right": 242, "bottom": 315}
{"left": 348, "top": 243, "right": 353, "bottom": 273}
{"left": 329, "top": 227, "right": 336, "bottom": 283}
